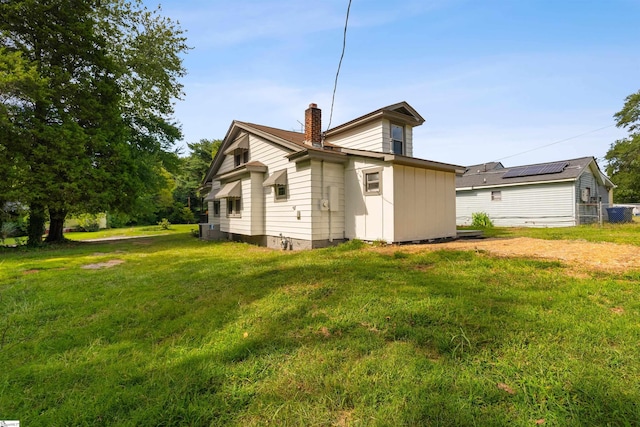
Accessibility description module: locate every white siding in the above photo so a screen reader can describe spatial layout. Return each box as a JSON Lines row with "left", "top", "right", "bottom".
{"left": 245, "top": 135, "right": 313, "bottom": 241}
{"left": 310, "top": 161, "right": 345, "bottom": 241}
{"left": 456, "top": 182, "right": 576, "bottom": 227}
{"left": 327, "top": 121, "right": 384, "bottom": 152}
{"left": 264, "top": 162, "right": 313, "bottom": 241}
{"left": 207, "top": 182, "right": 221, "bottom": 225}
{"left": 393, "top": 166, "right": 457, "bottom": 241}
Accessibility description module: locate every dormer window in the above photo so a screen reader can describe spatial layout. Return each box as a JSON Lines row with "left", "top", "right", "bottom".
{"left": 391, "top": 124, "right": 404, "bottom": 155}
{"left": 234, "top": 149, "right": 249, "bottom": 167}
{"left": 223, "top": 133, "right": 250, "bottom": 167}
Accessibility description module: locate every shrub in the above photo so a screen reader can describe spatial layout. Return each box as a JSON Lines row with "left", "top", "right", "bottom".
{"left": 471, "top": 212, "right": 494, "bottom": 228}
{"left": 158, "top": 218, "right": 171, "bottom": 230}
{"left": 76, "top": 214, "right": 101, "bottom": 232}
{"left": 106, "top": 212, "right": 130, "bottom": 228}
{"left": 1, "top": 222, "right": 17, "bottom": 244}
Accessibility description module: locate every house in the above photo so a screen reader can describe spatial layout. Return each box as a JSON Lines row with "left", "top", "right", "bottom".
{"left": 456, "top": 157, "right": 615, "bottom": 227}
{"left": 200, "top": 102, "right": 465, "bottom": 249}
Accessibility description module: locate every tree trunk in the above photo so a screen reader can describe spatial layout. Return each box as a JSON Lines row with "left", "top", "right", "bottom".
{"left": 27, "top": 203, "right": 46, "bottom": 247}
{"left": 45, "top": 209, "right": 67, "bottom": 243}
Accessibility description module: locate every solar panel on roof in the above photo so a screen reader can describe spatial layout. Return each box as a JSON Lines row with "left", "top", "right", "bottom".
{"left": 503, "top": 161, "right": 568, "bottom": 178}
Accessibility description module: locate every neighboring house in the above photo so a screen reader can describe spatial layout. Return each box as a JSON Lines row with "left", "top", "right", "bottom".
{"left": 456, "top": 157, "right": 615, "bottom": 227}
{"left": 200, "top": 102, "right": 465, "bottom": 249}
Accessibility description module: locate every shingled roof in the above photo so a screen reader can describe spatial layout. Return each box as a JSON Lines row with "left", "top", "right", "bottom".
{"left": 457, "top": 157, "right": 609, "bottom": 189}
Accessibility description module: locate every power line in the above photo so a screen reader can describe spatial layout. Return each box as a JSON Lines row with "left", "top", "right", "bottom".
{"left": 325, "top": 0, "right": 352, "bottom": 134}
{"left": 493, "top": 124, "right": 615, "bottom": 162}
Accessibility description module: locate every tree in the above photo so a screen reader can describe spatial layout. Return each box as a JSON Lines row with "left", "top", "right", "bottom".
{"left": 0, "top": 0, "right": 188, "bottom": 245}
{"left": 173, "top": 139, "right": 221, "bottom": 217}
{"left": 605, "top": 90, "right": 640, "bottom": 203}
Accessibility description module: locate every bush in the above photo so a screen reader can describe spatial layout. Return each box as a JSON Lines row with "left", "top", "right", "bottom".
{"left": 106, "top": 212, "right": 131, "bottom": 228}
{"left": 1, "top": 222, "right": 17, "bottom": 244}
{"left": 471, "top": 212, "right": 494, "bottom": 228}
{"left": 158, "top": 218, "right": 171, "bottom": 230}
{"left": 76, "top": 214, "right": 101, "bottom": 232}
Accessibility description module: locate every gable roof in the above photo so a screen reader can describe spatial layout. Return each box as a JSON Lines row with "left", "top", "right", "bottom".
{"left": 457, "top": 157, "right": 613, "bottom": 189}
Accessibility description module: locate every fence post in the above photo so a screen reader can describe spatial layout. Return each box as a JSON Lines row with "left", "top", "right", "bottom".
{"left": 599, "top": 202, "right": 603, "bottom": 227}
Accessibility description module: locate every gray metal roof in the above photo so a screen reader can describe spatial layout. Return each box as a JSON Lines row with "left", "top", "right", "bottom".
{"left": 457, "top": 156, "right": 611, "bottom": 189}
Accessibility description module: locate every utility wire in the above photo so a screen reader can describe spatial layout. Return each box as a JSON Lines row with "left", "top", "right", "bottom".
{"left": 493, "top": 124, "right": 615, "bottom": 162}
{"left": 326, "top": 0, "right": 352, "bottom": 134}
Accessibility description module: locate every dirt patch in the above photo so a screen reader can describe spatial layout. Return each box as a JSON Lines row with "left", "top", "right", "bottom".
{"left": 22, "top": 269, "right": 40, "bottom": 275}
{"left": 81, "top": 259, "right": 125, "bottom": 269}
{"left": 376, "top": 237, "right": 640, "bottom": 273}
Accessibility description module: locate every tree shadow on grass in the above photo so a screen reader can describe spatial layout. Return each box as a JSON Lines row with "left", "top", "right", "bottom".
{"left": 6, "top": 242, "right": 640, "bottom": 425}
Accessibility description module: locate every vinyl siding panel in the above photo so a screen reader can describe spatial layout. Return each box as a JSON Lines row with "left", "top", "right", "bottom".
{"left": 327, "top": 121, "right": 384, "bottom": 152}
{"left": 393, "top": 166, "right": 457, "bottom": 241}
{"left": 456, "top": 182, "right": 576, "bottom": 227}
{"left": 265, "top": 162, "right": 313, "bottom": 240}
{"left": 207, "top": 181, "right": 221, "bottom": 225}
{"left": 219, "top": 177, "right": 251, "bottom": 235}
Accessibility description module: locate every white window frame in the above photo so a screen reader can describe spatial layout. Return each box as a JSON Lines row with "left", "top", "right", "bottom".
{"left": 491, "top": 190, "right": 502, "bottom": 201}
{"left": 364, "top": 168, "right": 383, "bottom": 195}
{"left": 213, "top": 200, "right": 220, "bottom": 217}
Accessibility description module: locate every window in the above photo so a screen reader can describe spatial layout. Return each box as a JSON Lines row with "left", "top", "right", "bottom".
{"left": 234, "top": 149, "right": 249, "bottom": 167}
{"left": 491, "top": 191, "right": 502, "bottom": 201}
{"left": 391, "top": 124, "right": 404, "bottom": 155}
{"left": 213, "top": 200, "right": 220, "bottom": 217}
{"left": 275, "top": 184, "right": 287, "bottom": 200}
{"left": 364, "top": 169, "right": 382, "bottom": 195}
{"left": 262, "top": 169, "right": 288, "bottom": 202}
{"left": 227, "top": 198, "right": 241, "bottom": 217}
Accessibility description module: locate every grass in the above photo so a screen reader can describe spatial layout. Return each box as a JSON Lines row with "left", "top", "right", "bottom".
{"left": 500, "top": 221, "right": 640, "bottom": 246}
{"left": 1, "top": 229, "right": 640, "bottom": 425}
{"left": 1, "top": 224, "right": 196, "bottom": 246}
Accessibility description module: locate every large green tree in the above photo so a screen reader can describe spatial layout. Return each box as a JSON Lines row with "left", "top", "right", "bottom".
{"left": 0, "top": 0, "right": 188, "bottom": 245}
{"left": 173, "top": 139, "right": 221, "bottom": 215}
{"left": 605, "top": 90, "right": 640, "bottom": 203}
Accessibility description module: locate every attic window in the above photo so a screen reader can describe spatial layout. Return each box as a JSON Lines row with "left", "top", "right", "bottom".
{"left": 234, "top": 149, "right": 249, "bottom": 167}
{"left": 491, "top": 191, "right": 502, "bottom": 201}
{"left": 223, "top": 134, "right": 250, "bottom": 167}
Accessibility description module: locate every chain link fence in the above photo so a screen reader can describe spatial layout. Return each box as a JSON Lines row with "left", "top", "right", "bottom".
{"left": 577, "top": 203, "right": 638, "bottom": 226}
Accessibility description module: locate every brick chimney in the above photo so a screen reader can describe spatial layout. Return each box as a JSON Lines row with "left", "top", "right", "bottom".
{"left": 304, "top": 103, "right": 322, "bottom": 147}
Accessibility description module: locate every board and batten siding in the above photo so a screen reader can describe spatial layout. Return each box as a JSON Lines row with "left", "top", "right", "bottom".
{"left": 345, "top": 158, "right": 395, "bottom": 242}
{"left": 393, "top": 166, "right": 457, "bottom": 242}
{"left": 310, "top": 160, "right": 345, "bottom": 241}
{"left": 456, "top": 182, "right": 576, "bottom": 227}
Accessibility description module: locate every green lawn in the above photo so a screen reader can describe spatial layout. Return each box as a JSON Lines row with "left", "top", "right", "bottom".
{"left": 1, "top": 229, "right": 640, "bottom": 425}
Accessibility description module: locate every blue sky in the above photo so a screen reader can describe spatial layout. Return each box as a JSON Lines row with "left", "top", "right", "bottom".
{"left": 154, "top": 0, "right": 640, "bottom": 168}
